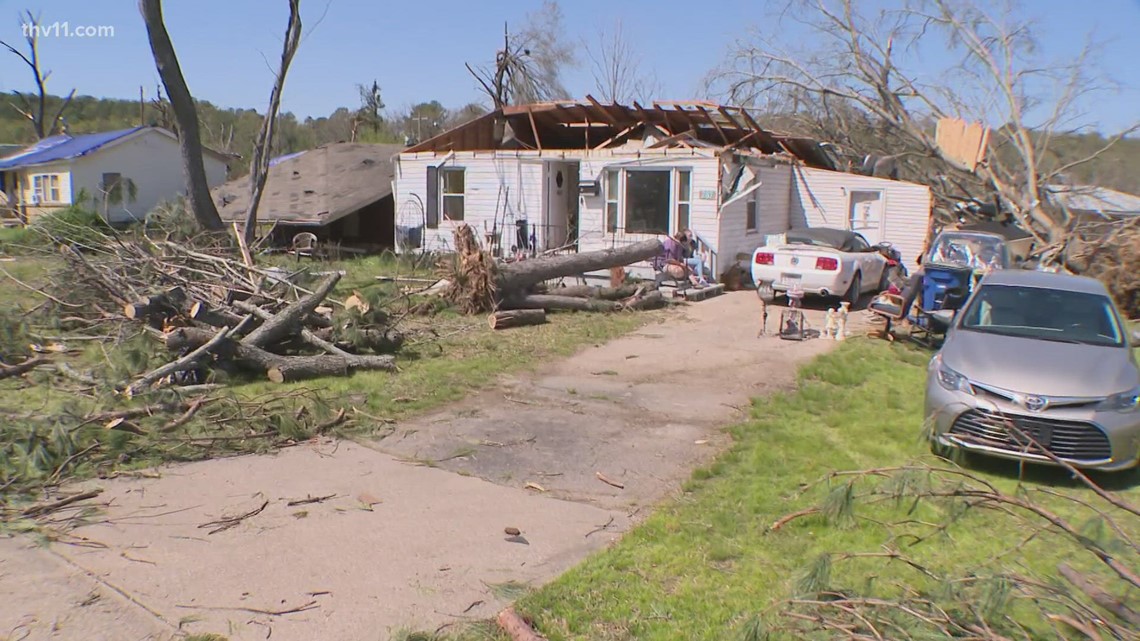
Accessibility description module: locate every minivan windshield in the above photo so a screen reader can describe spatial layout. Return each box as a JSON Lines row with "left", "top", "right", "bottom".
{"left": 959, "top": 284, "right": 1124, "bottom": 347}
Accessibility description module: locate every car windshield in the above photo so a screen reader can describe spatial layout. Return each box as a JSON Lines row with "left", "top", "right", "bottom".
{"left": 928, "top": 233, "right": 1007, "bottom": 270}
{"left": 959, "top": 284, "right": 1124, "bottom": 347}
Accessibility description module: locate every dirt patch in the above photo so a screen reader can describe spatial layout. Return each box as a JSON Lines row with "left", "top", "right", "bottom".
{"left": 0, "top": 292, "right": 864, "bottom": 640}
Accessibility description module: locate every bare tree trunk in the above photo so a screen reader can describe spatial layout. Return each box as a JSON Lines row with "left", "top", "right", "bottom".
{"left": 496, "top": 239, "right": 661, "bottom": 293}
{"left": 1, "top": 12, "right": 76, "bottom": 139}
{"left": 243, "top": 0, "right": 303, "bottom": 246}
{"left": 138, "top": 0, "right": 224, "bottom": 231}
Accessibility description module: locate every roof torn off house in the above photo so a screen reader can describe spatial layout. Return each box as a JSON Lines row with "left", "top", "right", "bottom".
{"left": 393, "top": 98, "right": 933, "bottom": 276}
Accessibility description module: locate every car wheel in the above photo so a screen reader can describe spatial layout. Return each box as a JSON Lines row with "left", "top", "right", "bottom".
{"left": 844, "top": 272, "right": 861, "bottom": 306}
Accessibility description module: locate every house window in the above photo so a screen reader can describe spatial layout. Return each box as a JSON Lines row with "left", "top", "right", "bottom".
{"left": 604, "top": 170, "right": 619, "bottom": 233}
{"left": 746, "top": 197, "right": 758, "bottom": 232}
{"left": 675, "top": 170, "right": 691, "bottom": 232}
{"left": 32, "top": 174, "right": 61, "bottom": 204}
{"left": 440, "top": 168, "right": 465, "bottom": 221}
{"left": 624, "top": 170, "right": 671, "bottom": 234}
{"left": 101, "top": 173, "right": 122, "bottom": 202}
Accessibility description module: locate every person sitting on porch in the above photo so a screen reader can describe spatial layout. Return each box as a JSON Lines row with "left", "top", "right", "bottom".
{"left": 681, "top": 229, "right": 711, "bottom": 286}
{"left": 653, "top": 232, "right": 694, "bottom": 287}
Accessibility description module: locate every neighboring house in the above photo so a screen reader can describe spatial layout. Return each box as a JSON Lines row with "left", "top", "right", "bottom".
{"left": 392, "top": 99, "right": 932, "bottom": 278}
{"left": 0, "top": 126, "right": 231, "bottom": 225}
{"left": 213, "top": 142, "right": 404, "bottom": 249}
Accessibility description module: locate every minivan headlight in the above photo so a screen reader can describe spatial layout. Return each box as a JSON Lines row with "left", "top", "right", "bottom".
{"left": 932, "top": 355, "right": 974, "bottom": 395}
{"left": 1097, "top": 387, "right": 1140, "bottom": 413}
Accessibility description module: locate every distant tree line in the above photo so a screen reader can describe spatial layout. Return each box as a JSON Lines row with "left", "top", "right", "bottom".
{"left": 0, "top": 92, "right": 488, "bottom": 176}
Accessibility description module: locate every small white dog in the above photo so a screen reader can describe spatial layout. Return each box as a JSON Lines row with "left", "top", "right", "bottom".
{"left": 836, "top": 301, "right": 851, "bottom": 341}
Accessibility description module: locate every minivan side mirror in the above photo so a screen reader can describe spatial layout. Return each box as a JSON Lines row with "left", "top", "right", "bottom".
{"left": 1132, "top": 328, "right": 1140, "bottom": 346}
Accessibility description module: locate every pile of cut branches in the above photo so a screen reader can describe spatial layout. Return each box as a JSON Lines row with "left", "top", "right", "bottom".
{"left": 442, "top": 224, "right": 667, "bottom": 317}
{"left": 20, "top": 223, "right": 404, "bottom": 392}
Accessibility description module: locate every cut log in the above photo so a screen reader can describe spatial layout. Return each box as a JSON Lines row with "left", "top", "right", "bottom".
{"left": 241, "top": 273, "right": 341, "bottom": 349}
{"left": 0, "top": 355, "right": 50, "bottom": 380}
{"left": 489, "top": 309, "right": 546, "bottom": 330}
{"left": 496, "top": 607, "right": 546, "bottom": 641}
{"left": 503, "top": 295, "right": 621, "bottom": 312}
{"left": 624, "top": 290, "right": 666, "bottom": 310}
{"left": 123, "top": 287, "right": 187, "bottom": 320}
{"left": 188, "top": 300, "right": 249, "bottom": 329}
{"left": 233, "top": 300, "right": 349, "bottom": 356}
{"left": 496, "top": 239, "right": 662, "bottom": 294}
{"left": 310, "top": 326, "right": 405, "bottom": 354}
{"left": 266, "top": 354, "right": 395, "bottom": 383}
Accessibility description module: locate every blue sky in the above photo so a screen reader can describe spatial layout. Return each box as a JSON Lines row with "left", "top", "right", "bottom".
{"left": 0, "top": 0, "right": 1137, "bottom": 133}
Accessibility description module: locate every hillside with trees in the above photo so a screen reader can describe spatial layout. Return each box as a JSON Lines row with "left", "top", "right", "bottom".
{"left": 1, "top": 92, "right": 1135, "bottom": 195}
{"left": 0, "top": 92, "right": 486, "bottom": 176}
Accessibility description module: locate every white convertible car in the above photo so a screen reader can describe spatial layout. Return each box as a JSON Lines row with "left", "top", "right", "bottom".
{"left": 751, "top": 228, "right": 889, "bottom": 304}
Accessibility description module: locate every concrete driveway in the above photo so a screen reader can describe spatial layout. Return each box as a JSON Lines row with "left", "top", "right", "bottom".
{"left": 0, "top": 292, "right": 857, "bottom": 640}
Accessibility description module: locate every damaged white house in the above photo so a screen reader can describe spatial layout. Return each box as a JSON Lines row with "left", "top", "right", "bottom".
{"left": 392, "top": 99, "right": 932, "bottom": 277}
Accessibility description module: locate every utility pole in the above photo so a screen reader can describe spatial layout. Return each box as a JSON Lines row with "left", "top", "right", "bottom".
{"left": 410, "top": 116, "right": 432, "bottom": 141}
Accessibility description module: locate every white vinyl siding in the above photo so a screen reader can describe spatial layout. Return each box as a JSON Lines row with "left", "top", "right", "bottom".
{"left": 790, "top": 166, "right": 932, "bottom": 271}
{"left": 393, "top": 152, "right": 543, "bottom": 252}
{"left": 69, "top": 128, "right": 229, "bottom": 223}
{"left": 394, "top": 150, "right": 720, "bottom": 276}
{"left": 717, "top": 162, "right": 792, "bottom": 271}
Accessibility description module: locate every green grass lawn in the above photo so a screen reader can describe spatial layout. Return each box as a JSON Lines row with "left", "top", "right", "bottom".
{"left": 505, "top": 340, "right": 1140, "bottom": 641}
{"left": 0, "top": 252, "right": 658, "bottom": 505}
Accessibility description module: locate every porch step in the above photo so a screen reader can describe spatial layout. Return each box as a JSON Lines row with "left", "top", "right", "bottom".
{"left": 679, "top": 283, "right": 725, "bottom": 302}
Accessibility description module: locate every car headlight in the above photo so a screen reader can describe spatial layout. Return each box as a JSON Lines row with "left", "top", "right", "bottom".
{"left": 1096, "top": 387, "right": 1140, "bottom": 413}
{"left": 932, "top": 355, "right": 974, "bottom": 395}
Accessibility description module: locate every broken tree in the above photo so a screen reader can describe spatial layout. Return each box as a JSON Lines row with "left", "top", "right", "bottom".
{"left": 444, "top": 224, "right": 663, "bottom": 313}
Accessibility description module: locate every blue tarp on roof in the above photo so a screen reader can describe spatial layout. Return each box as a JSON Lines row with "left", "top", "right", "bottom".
{"left": 269, "top": 150, "right": 307, "bottom": 167}
{"left": 0, "top": 127, "right": 145, "bottom": 170}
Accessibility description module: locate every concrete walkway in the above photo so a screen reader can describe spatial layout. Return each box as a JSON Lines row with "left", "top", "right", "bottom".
{"left": 0, "top": 293, "right": 857, "bottom": 640}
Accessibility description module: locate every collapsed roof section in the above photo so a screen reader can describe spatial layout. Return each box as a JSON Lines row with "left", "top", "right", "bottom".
{"left": 404, "top": 97, "right": 836, "bottom": 170}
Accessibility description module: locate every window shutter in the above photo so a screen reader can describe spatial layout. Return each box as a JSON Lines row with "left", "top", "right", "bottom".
{"left": 426, "top": 166, "right": 439, "bottom": 228}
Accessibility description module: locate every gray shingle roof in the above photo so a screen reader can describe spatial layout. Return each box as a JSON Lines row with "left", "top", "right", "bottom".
{"left": 213, "top": 142, "right": 403, "bottom": 226}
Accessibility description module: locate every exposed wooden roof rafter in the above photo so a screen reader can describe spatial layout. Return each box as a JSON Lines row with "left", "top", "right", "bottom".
{"left": 695, "top": 105, "right": 730, "bottom": 145}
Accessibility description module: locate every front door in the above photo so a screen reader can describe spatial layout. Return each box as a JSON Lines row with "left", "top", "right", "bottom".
{"left": 848, "top": 190, "right": 884, "bottom": 245}
{"left": 542, "top": 161, "right": 580, "bottom": 251}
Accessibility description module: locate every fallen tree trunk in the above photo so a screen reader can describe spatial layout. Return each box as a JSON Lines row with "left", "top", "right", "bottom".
{"left": 242, "top": 273, "right": 340, "bottom": 348}
{"left": 540, "top": 283, "right": 646, "bottom": 300}
{"left": 0, "top": 356, "right": 51, "bottom": 380}
{"left": 503, "top": 295, "right": 621, "bottom": 312}
{"left": 488, "top": 309, "right": 546, "bottom": 330}
{"left": 266, "top": 354, "right": 395, "bottom": 383}
{"left": 189, "top": 300, "right": 249, "bottom": 328}
{"left": 310, "top": 326, "right": 405, "bottom": 354}
{"left": 496, "top": 239, "right": 662, "bottom": 294}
